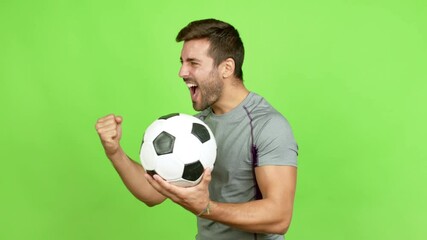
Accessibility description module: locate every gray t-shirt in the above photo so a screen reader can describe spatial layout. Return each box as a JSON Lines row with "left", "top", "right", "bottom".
{"left": 195, "top": 92, "right": 298, "bottom": 240}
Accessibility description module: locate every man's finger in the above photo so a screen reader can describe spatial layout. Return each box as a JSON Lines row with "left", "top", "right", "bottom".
{"left": 96, "top": 124, "right": 118, "bottom": 134}
{"left": 145, "top": 174, "right": 169, "bottom": 196}
{"left": 96, "top": 118, "right": 117, "bottom": 130}
{"left": 201, "top": 168, "right": 212, "bottom": 185}
{"left": 97, "top": 114, "right": 116, "bottom": 123}
{"left": 153, "top": 174, "right": 178, "bottom": 193}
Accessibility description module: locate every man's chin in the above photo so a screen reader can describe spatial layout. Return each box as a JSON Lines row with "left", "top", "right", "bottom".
{"left": 192, "top": 102, "right": 208, "bottom": 112}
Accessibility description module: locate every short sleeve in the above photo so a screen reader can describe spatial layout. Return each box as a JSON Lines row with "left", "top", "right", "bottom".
{"left": 255, "top": 113, "right": 298, "bottom": 167}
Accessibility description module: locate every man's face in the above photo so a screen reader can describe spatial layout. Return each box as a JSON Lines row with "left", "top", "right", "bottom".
{"left": 179, "top": 39, "right": 223, "bottom": 111}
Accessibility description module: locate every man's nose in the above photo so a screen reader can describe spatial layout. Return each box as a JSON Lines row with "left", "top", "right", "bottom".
{"left": 179, "top": 65, "right": 189, "bottom": 78}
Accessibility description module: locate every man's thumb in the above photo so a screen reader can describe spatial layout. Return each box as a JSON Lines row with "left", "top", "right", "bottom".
{"left": 202, "top": 168, "right": 212, "bottom": 184}
{"left": 115, "top": 116, "right": 123, "bottom": 124}
{"left": 115, "top": 116, "right": 123, "bottom": 139}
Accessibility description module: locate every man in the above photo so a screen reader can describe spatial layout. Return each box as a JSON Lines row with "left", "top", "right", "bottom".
{"left": 95, "top": 19, "right": 298, "bottom": 240}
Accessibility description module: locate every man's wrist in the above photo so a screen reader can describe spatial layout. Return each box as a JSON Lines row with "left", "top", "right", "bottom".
{"left": 197, "top": 201, "right": 211, "bottom": 217}
{"left": 106, "top": 147, "right": 126, "bottom": 163}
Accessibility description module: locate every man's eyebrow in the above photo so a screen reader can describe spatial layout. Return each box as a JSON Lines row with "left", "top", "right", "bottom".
{"left": 180, "top": 57, "right": 200, "bottom": 63}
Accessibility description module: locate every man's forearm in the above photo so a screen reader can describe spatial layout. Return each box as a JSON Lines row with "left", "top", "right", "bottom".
{"left": 202, "top": 198, "right": 293, "bottom": 235}
{"left": 107, "top": 148, "right": 166, "bottom": 206}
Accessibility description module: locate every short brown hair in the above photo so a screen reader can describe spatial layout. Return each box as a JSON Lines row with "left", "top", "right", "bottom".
{"left": 176, "top": 19, "right": 245, "bottom": 80}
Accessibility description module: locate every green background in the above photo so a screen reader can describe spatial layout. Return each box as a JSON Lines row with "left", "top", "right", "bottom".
{"left": 1, "top": 0, "right": 426, "bottom": 239}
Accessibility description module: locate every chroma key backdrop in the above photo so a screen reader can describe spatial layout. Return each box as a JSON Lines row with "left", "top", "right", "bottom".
{"left": 1, "top": 0, "right": 426, "bottom": 239}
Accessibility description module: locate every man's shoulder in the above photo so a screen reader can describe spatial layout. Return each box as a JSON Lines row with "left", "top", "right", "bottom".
{"left": 245, "top": 92, "right": 285, "bottom": 120}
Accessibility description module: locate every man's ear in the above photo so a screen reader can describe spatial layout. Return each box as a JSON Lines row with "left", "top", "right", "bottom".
{"left": 221, "top": 58, "right": 235, "bottom": 79}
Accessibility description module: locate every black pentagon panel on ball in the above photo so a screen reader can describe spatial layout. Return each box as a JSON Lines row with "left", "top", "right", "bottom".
{"left": 159, "top": 113, "right": 180, "bottom": 120}
{"left": 140, "top": 139, "right": 144, "bottom": 150}
{"left": 146, "top": 170, "right": 157, "bottom": 177}
{"left": 182, "top": 160, "right": 204, "bottom": 181}
{"left": 153, "top": 131, "right": 175, "bottom": 155}
{"left": 191, "top": 123, "right": 210, "bottom": 143}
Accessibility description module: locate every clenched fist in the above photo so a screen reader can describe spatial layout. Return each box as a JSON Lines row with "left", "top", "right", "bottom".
{"left": 95, "top": 114, "right": 123, "bottom": 156}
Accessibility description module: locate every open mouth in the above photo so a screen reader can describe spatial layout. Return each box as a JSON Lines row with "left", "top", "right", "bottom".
{"left": 186, "top": 82, "right": 199, "bottom": 101}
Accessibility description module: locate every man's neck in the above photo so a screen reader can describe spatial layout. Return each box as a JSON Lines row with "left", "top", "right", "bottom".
{"left": 211, "top": 80, "right": 250, "bottom": 115}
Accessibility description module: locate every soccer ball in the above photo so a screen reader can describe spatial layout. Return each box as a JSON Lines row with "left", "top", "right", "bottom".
{"left": 139, "top": 113, "right": 217, "bottom": 187}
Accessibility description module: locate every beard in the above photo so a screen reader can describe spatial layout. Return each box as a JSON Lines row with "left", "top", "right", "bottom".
{"left": 192, "top": 69, "right": 223, "bottom": 111}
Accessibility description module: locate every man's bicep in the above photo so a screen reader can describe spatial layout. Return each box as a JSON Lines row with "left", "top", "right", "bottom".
{"left": 255, "top": 165, "right": 297, "bottom": 202}
{"left": 254, "top": 165, "right": 297, "bottom": 233}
